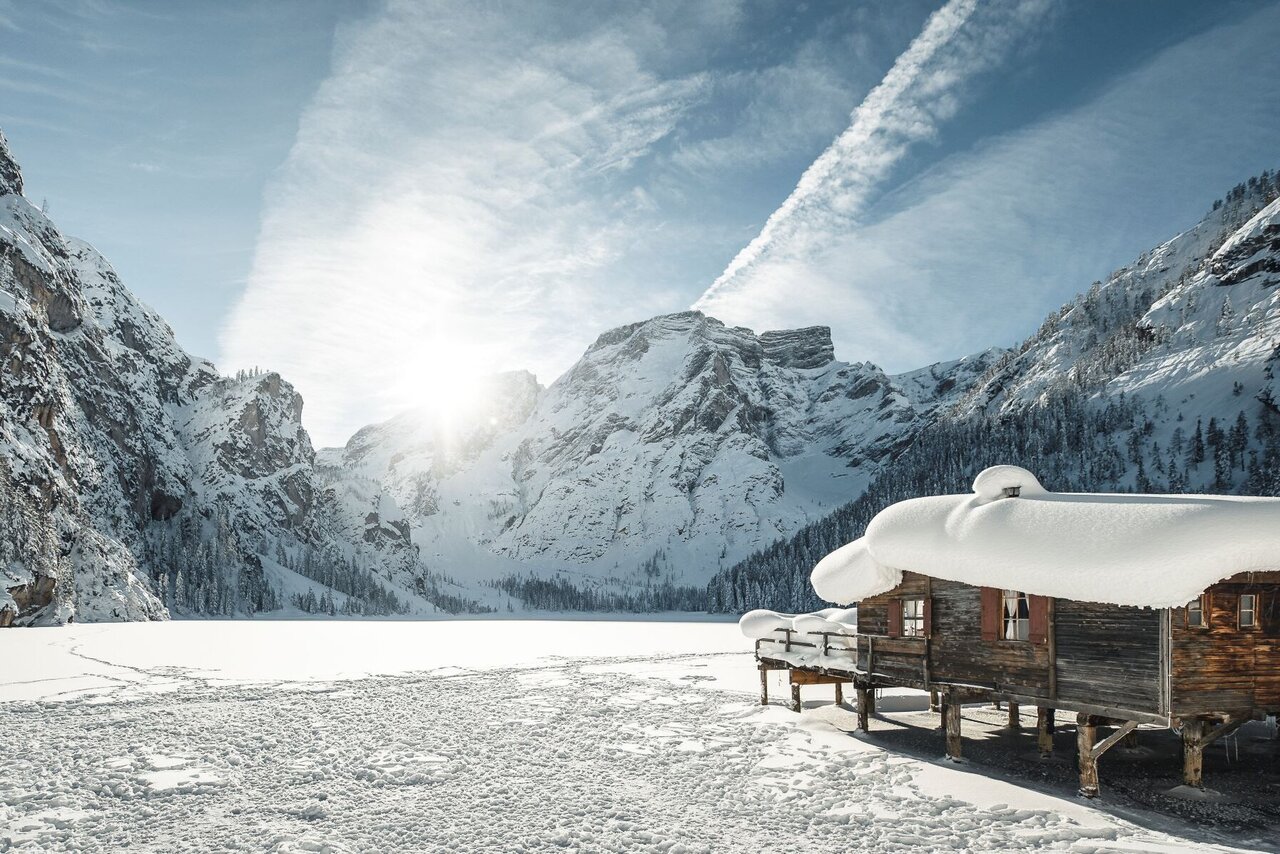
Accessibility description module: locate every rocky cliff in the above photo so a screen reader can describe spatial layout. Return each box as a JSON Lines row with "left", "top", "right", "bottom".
{"left": 0, "top": 131, "right": 425, "bottom": 624}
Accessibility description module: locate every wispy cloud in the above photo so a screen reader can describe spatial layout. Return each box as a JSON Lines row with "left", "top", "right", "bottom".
{"left": 222, "top": 1, "right": 722, "bottom": 444}
{"left": 696, "top": 0, "right": 1280, "bottom": 372}
{"left": 694, "top": 0, "right": 1052, "bottom": 309}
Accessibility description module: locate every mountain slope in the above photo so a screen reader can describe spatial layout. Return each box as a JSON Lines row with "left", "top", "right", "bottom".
{"left": 0, "top": 131, "right": 428, "bottom": 624}
{"left": 322, "top": 313, "right": 1001, "bottom": 602}
{"left": 709, "top": 171, "right": 1280, "bottom": 613}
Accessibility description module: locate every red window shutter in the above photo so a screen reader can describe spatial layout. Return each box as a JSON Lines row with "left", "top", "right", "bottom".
{"left": 923, "top": 597, "right": 933, "bottom": 638}
{"left": 887, "top": 602, "right": 903, "bottom": 638}
{"left": 1028, "top": 595, "right": 1049, "bottom": 644}
{"left": 980, "top": 586, "right": 1000, "bottom": 641}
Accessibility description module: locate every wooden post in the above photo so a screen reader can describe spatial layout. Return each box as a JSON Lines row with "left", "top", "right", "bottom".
{"left": 856, "top": 685, "right": 871, "bottom": 732}
{"left": 944, "top": 692, "right": 963, "bottom": 761}
{"left": 1182, "top": 719, "right": 1205, "bottom": 788}
{"left": 1007, "top": 700, "right": 1021, "bottom": 731}
{"left": 865, "top": 689, "right": 876, "bottom": 715}
{"left": 929, "top": 689, "right": 940, "bottom": 712}
{"left": 759, "top": 665, "right": 769, "bottom": 706}
{"left": 1037, "top": 707, "right": 1053, "bottom": 757}
{"left": 790, "top": 680, "right": 802, "bottom": 713}
{"left": 834, "top": 682, "right": 843, "bottom": 706}
{"left": 1077, "top": 713, "right": 1099, "bottom": 798}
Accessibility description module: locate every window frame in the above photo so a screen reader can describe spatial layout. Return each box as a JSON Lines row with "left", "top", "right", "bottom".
{"left": 1239, "top": 593, "right": 1258, "bottom": 630}
{"left": 1000, "top": 589, "right": 1030, "bottom": 642}
{"left": 902, "top": 598, "right": 926, "bottom": 638}
{"left": 1186, "top": 594, "right": 1207, "bottom": 629}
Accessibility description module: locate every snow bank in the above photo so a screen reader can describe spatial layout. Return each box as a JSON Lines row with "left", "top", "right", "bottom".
{"left": 739, "top": 607, "right": 858, "bottom": 671}
{"left": 812, "top": 465, "right": 1280, "bottom": 609}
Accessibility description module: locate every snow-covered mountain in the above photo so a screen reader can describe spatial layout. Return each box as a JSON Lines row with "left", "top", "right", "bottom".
{"left": 711, "top": 172, "right": 1280, "bottom": 613}
{"left": 319, "top": 313, "right": 1002, "bottom": 604}
{"left": 5, "top": 119, "right": 1276, "bottom": 623}
{"left": 0, "top": 131, "right": 427, "bottom": 624}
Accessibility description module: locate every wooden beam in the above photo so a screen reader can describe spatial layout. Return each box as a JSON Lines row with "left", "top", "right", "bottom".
{"left": 1007, "top": 700, "right": 1021, "bottom": 731}
{"left": 789, "top": 669, "right": 848, "bottom": 686}
{"left": 1182, "top": 718, "right": 1205, "bottom": 788}
{"left": 944, "top": 692, "right": 963, "bottom": 761}
{"left": 856, "top": 685, "right": 871, "bottom": 732}
{"left": 834, "top": 682, "right": 843, "bottom": 707}
{"left": 791, "top": 681, "right": 802, "bottom": 713}
{"left": 758, "top": 664, "right": 769, "bottom": 707}
{"left": 1037, "top": 707, "right": 1054, "bottom": 758}
{"left": 1201, "top": 718, "right": 1245, "bottom": 748}
{"left": 1089, "top": 720, "right": 1138, "bottom": 762}
{"left": 1078, "top": 715, "right": 1139, "bottom": 798}
{"left": 1077, "top": 713, "right": 1099, "bottom": 798}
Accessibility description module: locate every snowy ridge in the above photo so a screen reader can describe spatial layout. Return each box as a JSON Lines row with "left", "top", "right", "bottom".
{"left": 811, "top": 465, "right": 1280, "bottom": 608}
{"left": 710, "top": 173, "right": 1280, "bottom": 615}
{"left": 323, "top": 312, "right": 1002, "bottom": 600}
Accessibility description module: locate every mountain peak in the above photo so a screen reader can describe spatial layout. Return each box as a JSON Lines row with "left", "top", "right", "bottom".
{"left": 0, "top": 129, "right": 23, "bottom": 197}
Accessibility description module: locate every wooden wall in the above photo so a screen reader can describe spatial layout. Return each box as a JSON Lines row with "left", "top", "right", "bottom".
{"left": 855, "top": 572, "right": 930, "bottom": 686}
{"left": 928, "top": 579, "right": 1050, "bottom": 699}
{"left": 1170, "top": 571, "right": 1280, "bottom": 718}
{"left": 852, "top": 570, "right": 1280, "bottom": 721}
{"left": 1055, "top": 600, "right": 1162, "bottom": 715}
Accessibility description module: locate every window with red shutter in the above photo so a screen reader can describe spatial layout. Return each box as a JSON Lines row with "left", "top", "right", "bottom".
{"left": 980, "top": 586, "right": 999, "bottom": 641}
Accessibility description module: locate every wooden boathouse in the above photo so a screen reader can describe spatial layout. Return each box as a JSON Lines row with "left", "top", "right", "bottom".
{"left": 747, "top": 465, "right": 1280, "bottom": 797}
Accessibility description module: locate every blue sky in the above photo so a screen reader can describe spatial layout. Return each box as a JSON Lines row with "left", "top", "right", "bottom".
{"left": 4, "top": 0, "right": 1279, "bottom": 444}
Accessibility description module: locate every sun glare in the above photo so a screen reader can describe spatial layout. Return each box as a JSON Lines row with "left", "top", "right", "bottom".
{"left": 395, "top": 333, "right": 500, "bottom": 434}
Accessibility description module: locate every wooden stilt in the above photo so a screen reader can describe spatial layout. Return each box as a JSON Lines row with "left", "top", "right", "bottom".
{"left": 929, "top": 689, "right": 939, "bottom": 712}
{"left": 1078, "top": 715, "right": 1137, "bottom": 798}
{"left": 1182, "top": 718, "right": 1205, "bottom": 788}
{"left": 834, "top": 682, "right": 843, "bottom": 706}
{"left": 759, "top": 665, "right": 769, "bottom": 706}
{"left": 1007, "top": 700, "right": 1021, "bottom": 731}
{"left": 944, "top": 692, "right": 963, "bottom": 760}
{"left": 856, "top": 685, "right": 871, "bottom": 732}
{"left": 1037, "top": 707, "right": 1053, "bottom": 757}
{"left": 865, "top": 689, "right": 876, "bottom": 715}
{"left": 1077, "top": 713, "right": 1099, "bottom": 797}
{"left": 790, "top": 680, "right": 802, "bottom": 713}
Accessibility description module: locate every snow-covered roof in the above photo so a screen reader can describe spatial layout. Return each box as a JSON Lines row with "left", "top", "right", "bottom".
{"left": 811, "top": 465, "right": 1280, "bottom": 609}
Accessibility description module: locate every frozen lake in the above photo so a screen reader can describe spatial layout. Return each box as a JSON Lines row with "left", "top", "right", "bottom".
{"left": 0, "top": 621, "right": 1270, "bottom": 852}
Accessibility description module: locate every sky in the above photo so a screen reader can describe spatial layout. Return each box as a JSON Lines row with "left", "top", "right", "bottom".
{"left": 4, "top": 0, "right": 1280, "bottom": 445}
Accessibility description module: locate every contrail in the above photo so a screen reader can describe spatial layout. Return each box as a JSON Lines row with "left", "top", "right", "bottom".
{"left": 694, "top": 0, "right": 1047, "bottom": 309}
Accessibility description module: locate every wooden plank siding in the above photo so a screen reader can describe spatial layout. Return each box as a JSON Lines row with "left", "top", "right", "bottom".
{"left": 832, "top": 569, "right": 1280, "bottom": 724}
{"left": 928, "top": 579, "right": 1051, "bottom": 699}
{"left": 854, "top": 572, "right": 930, "bottom": 687}
{"left": 1170, "top": 571, "right": 1280, "bottom": 718}
{"left": 1054, "top": 600, "right": 1162, "bottom": 716}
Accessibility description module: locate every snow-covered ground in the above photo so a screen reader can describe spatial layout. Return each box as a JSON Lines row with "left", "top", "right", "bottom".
{"left": 1, "top": 622, "right": 1272, "bottom": 852}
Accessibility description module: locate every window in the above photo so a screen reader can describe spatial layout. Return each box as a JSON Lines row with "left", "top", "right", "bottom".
{"left": 1240, "top": 594, "right": 1257, "bottom": 629}
{"left": 902, "top": 599, "right": 926, "bottom": 637}
{"left": 1002, "top": 590, "right": 1029, "bottom": 641}
{"left": 1187, "top": 595, "right": 1206, "bottom": 628}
